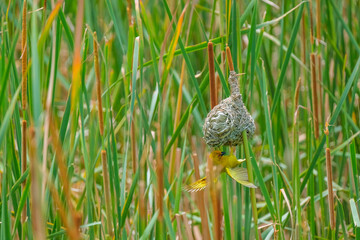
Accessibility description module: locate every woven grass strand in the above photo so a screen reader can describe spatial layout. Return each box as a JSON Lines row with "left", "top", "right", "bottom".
{"left": 203, "top": 71, "right": 255, "bottom": 148}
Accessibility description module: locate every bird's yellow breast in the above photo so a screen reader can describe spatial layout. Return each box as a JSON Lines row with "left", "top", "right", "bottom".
{"left": 210, "top": 151, "right": 240, "bottom": 169}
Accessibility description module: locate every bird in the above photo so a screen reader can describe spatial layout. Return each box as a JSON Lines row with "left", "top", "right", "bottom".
{"left": 183, "top": 150, "right": 256, "bottom": 192}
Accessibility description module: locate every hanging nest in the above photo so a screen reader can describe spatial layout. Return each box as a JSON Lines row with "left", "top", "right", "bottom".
{"left": 203, "top": 71, "right": 255, "bottom": 148}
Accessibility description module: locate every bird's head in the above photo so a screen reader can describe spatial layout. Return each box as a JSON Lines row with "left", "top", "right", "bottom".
{"left": 210, "top": 150, "right": 225, "bottom": 165}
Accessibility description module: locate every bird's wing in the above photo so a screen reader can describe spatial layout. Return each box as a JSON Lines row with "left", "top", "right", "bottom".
{"left": 225, "top": 167, "right": 257, "bottom": 188}
{"left": 183, "top": 177, "right": 207, "bottom": 192}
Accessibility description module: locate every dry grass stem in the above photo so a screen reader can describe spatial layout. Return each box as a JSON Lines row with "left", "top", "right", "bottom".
{"left": 93, "top": 32, "right": 104, "bottom": 136}
{"left": 127, "top": 0, "right": 133, "bottom": 25}
{"left": 21, "top": 120, "right": 27, "bottom": 224}
{"left": 310, "top": 53, "right": 319, "bottom": 139}
{"left": 208, "top": 42, "right": 217, "bottom": 109}
{"left": 207, "top": 153, "right": 222, "bottom": 240}
{"left": 294, "top": 78, "right": 301, "bottom": 123}
{"left": 301, "top": 11, "right": 306, "bottom": 79}
{"left": 193, "top": 153, "right": 210, "bottom": 240}
{"left": 216, "top": 73, "right": 220, "bottom": 104}
{"left": 101, "top": 150, "right": 114, "bottom": 237}
{"left": 325, "top": 147, "right": 335, "bottom": 230}
{"left": 317, "top": 54, "right": 323, "bottom": 123}
{"left": 309, "top": 0, "right": 314, "bottom": 45}
{"left": 139, "top": 141, "right": 149, "bottom": 222}
{"left": 169, "top": 61, "right": 186, "bottom": 182}
{"left": 156, "top": 123, "right": 164, "bottom": 220}
{"left": 29, "top": 127, "right": 46, "bottom": 240}
{"left": 182, "top": 213, "right": 195, "bottom": 240}
{"left": 316, "top": 0, "right": 321, "bottom": 42}
{"left": 226, "top": 46, "right": 234, "bottom": 71}
{"left": 47, "top": 176, "right": 80, "bottom": 239}
{"left": 49, "top": 116, "right": 81, "bottom": 239}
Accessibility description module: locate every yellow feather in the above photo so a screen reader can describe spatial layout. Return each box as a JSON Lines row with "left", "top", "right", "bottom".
{"left": 225, "top": 167, "right": 257, "bottom": 188}
{"left": 183, "top": 177, "right": 207, "bottom": 192}
{"left": 183, "top": 151, "right": 256, "bottom": 192}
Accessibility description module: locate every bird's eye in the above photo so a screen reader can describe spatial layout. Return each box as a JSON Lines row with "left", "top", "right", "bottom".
{"left": 220, "top": 151, "right": 225, "bottom": 156}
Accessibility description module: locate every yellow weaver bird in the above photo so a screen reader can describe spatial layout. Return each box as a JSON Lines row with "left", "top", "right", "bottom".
{"left": 184, "top": 151, "right": 256, "bottom": 192}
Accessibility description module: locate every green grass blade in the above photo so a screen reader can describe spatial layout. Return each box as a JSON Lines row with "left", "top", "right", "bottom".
{"left": 270, "top": 3, "right": 304, "bottom": 116}
{"left": 0, "top": 85, "right": 21, "bottom": 146}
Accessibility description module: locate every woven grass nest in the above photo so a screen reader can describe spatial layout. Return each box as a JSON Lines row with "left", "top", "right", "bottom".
{"left": 203, "top": 71, "right": 255, "bottom": 148}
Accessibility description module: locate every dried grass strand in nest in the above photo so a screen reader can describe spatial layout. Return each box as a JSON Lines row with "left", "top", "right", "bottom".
{"left": 203, "top": 71, "right": 255, "bottom": 148}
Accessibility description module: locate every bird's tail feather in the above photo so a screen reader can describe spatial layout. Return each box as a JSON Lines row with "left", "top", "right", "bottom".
{"left": 183, "top": 177, "right": 207, "bottom": 192}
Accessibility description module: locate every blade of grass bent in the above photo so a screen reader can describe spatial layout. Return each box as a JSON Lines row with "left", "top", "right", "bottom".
{"left": 37, "top": 0, "right": 64, "bottom": 49}
{"left": 350, "top": 199, "right": 360, "bottom": 238}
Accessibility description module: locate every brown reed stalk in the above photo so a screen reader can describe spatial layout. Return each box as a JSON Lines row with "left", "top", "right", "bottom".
{"left": 226, "top": 46, "right": 234, "bottom": 72}
{"left": 216, "top": 73, "right": 220, "bottom": 104}
{"left": 131, "top": 119, "right": 137, "bottom": 174}
{"left": 317, "top": 54, "right": 323, "bottom": 123}
{"left": 22, "top": 0, "right": 27, "bottom": 110}
{"left": 93, "top": 32, "right": 104, "bottom": 136}
{"left": 310, "top": 53, "right": 319, "bottom": 139}
{"left": 295, "top": 78, "right": 301, "bottom": 111}
{"left": 309, "top": 0, "right": 314, "bottom": 45}
{"left": 294, "top": 78, "right": 301, "bottom": 123}
{"left": 207, "top": 154, "right": 222, "bottom": 240}
{"left": 182, "top": 213, "right": 195, "bottom": 240}
{"left": 208, "top": 42, "right": 217, "bottom": 109}
{"left": 156, "top": 122, "right": 164, "bottom": 220}
{"left": 324, "top": 124, "right": 335, "bottom": 230}
{"left": 127, "top": 0, "right": 132, "bottom": 25}
{"left": 222, "top": 51, "right": 226, "bottom": 75}
{"left": 293, "top": 78, "right": 301, "bottom": 238}
{"left": 139, "top": 179, "right": 146, "bottom": 216}
{"left": 129, "top": 39, "right": 138, "bottom": 174}
{"left": 47, "top": 175, "right": 79, "bottom": 239}
{"left": 169, "top": 61, "right": 186, "bottom": 182}
{"left": 43, "top": 0, "right": 47, "bottom": 12}
{"left": 21, "top": 5, "right": 27, "bottom": 217}
{"left": 316, "top": 0, "right": 320, "bottom": 42}
{"left": 139, "top": 142, "right": 149, "bottom": 231}
{"left": 28, "top": 127, "right": 46, "bottom": 240}
{"left": 93, "top": 36, "right": 114, "bottom": 235}
{"left": 326, "top": 147, "right": 335, "bottom": 229}
{"left": 301, "top": 12, "right": 306, "bottom": 80}
{"left": 49, "top": 118, "right": 74, "bottom": 212}
{"left": 21, "top": 120, "right": 27, "bottom": 224}
{"left": 101, "top": 150, "right": 113, "bottom": 237}
{"left": 315, "top": 0, "right": 323, "bottom": 125}
{"left": 175, "top": 214, "right": 183, "bottom": 239}
{"left": 193, "top": 153, "right": 210, "bottom": 240}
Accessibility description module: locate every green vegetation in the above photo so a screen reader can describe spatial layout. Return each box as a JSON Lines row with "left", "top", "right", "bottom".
{"left": 1, "top": 0, "right": 360, "bottom": 239}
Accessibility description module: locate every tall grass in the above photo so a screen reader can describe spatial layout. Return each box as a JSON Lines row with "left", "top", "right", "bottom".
{"left": 1, "top": 0, "right": 360, "bottom": 239}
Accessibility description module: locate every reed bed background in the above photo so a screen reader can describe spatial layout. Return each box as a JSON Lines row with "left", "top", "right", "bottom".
{"left": 1, "top": 0, "right": 360, "bottom": 239}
